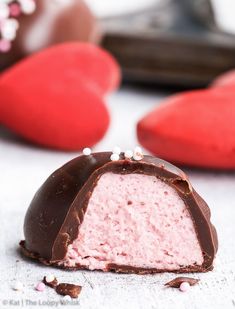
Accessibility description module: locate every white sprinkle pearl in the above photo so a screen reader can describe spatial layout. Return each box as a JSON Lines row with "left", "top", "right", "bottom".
{"left": 124, "top": 150, "right": 133, "bottom": 159}
{"left": 133, "top": 146, "right": 143, "bottom": 161}
{"left": 7, "top": 18, "right": 19, "bottom": 30}
{"left": 19, "top": 0, "right": 36, "bottom": 14}
{"left": 133, "top": 153, "right": 143, "bottom": 161}
{"left": 45, "top": 274, "right": 55, "bottom": 283}
{"left": 1, "top": 19, "right": 19, "bottom": 41}
{"left": 112, "top": 146, "right": 121, "bottom": 155}
{"left": 83, "top": 147, "right": 91, "bottom": 156}
{"left": 134, "top": 146, "right": 142, "bottom": 153}
{"left": 110, "top": 153, "right": 119, "bottom": 161}
{"left": 0, "top": 3, "right": 10, "bottom": 19}
{"left": 13, "top": 281, "right": 23, "bottom": 291}
{"left": 63, "top": 295, "right": 72, "bottom": 301}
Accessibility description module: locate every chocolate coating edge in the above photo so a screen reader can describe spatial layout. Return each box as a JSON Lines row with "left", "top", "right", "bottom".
{"left": 20, "top": 152, "right": 218, "bottom": 273}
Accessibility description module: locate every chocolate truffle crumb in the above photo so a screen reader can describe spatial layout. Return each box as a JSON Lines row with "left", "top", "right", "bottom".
{"left": 55, "top": 283, "right": 82, "bottom": 298}
{"left": 165, "top": 277, "right": 200, "bottom": 288}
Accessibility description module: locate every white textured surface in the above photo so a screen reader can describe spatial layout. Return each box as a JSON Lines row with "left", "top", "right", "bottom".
{"left": 0, "top": 86, "right": 235, "bottom": 309}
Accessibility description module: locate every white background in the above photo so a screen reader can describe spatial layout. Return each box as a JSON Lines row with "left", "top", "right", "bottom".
{"left": 86, "top": 0, "right": 235, "bottom": 34}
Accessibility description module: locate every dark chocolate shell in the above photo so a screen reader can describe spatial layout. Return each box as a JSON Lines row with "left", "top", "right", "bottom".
{"left": 20, "top": 152, "right": 218, "bottom": 273}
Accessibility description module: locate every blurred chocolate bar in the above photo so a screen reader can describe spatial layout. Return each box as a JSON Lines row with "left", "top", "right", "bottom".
{"left": 102, "top": 0, "right": 235, "bottom": 88}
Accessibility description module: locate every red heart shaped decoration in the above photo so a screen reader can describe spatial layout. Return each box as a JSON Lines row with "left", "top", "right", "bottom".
{"left": 1, "top": 43, "right": 120, "bottom": 96}
{"left": 0, "top": 43, "right": 120, "bottom": 150}
{"left": 137, "top": 89, "right": 235, "bottom": 169}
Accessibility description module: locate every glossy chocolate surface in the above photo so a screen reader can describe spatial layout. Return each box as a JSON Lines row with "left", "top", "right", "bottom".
{"left": 20, "top": 152, "right": 218, "bottom": 273}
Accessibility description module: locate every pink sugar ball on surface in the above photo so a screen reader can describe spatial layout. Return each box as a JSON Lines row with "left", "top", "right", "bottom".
{"left": 179, "top": 282, "right": 190, "bottom": 292}
{"left": 35, "top": 282, "right": 45, "bottom": 292}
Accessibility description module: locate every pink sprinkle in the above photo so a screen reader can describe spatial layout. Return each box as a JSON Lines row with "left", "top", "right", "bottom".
{"left": 0, "top": 39, "right": 11, "bottom": 53}
{"left": 179, "top": 282, "right": 190, "bottom": 292}
{"left": 9, "top": 3, "right": 21, "bottom": 17}
{"left": 35, "top": 282, "right": 45, "bottom": 292}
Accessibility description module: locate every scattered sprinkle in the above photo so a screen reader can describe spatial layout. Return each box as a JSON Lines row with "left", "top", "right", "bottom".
{"left": 179, "top": 282, "right": 190, "bottom": 292}
{"left": 83, "top": 147, "right": 91, "bottom": 156}
{"left": 13, "top": 281, "right": 23, "bottom": 291}
{"left": 1, "top": 18, "right": 19, "bottom": 41}
{"left": 0, "top": 3, "right": 10, "bottom": 20}
{"left": 165, "top": 277, "right": 200, "bottom": 288}
{"left": 112, "top": 146, "right": 121, "bottom": 155}
{"left": 9, "top": 3, "right": 21, "bottom": 17}
{"left": 134, "top": 146, "right": 142, "bottom": 153}
{"left": 20, "top": 0, "right": 36, "bottom": 15}
{"left": 133, "top": 146, "right": 143, "bottom": 161}
{"left": 35, "top": 282, "right": 45, "bottom": 292}
{"left": 110, "top": 153, "right": 119, "bottom": 161}
{"left": 45, "top": 274, "right": 55, "bottom": 283}
{"left": 124, "top": 150, "right": 133, "bottom": 159}
{"left": 133, "top": 153, "right": 143, "bottom": 161}
{"left": 63, "top": 295, "right": 72, "bottom": 301}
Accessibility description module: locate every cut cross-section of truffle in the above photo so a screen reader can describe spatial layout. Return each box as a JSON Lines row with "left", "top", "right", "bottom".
{"left": 20, "top": 152, "right": 218, "bottom": 273}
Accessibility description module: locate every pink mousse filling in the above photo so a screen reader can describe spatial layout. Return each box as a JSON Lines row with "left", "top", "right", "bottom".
{"left": 61, "top": 173, "right": 203, "bottom": 270}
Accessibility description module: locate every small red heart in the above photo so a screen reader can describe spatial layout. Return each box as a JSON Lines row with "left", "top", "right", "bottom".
{"left": 0, "top": 43, "right": 120, "bottom": 150}
{"left": 137, "top": 89, "right": 235, "bottom": 169}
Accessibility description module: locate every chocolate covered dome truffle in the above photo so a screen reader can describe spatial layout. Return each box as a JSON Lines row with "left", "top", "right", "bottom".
{"left": 20, "top": 152, "right": 218, "bottom": 273}
{"left": 0, "top": 0, "right": 100, "bottom": 71}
